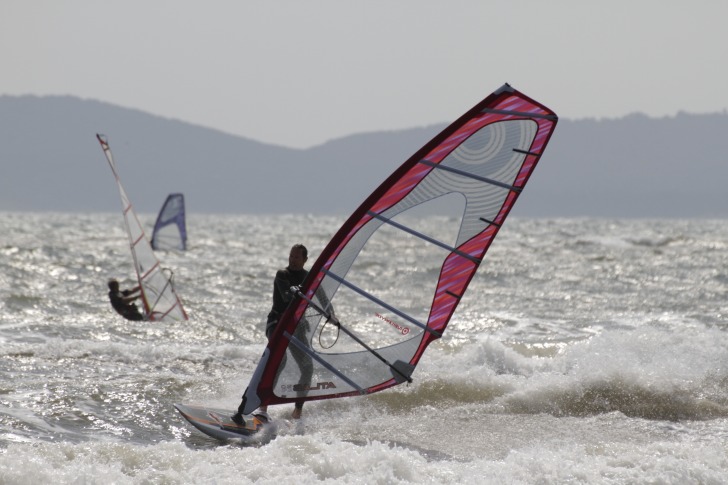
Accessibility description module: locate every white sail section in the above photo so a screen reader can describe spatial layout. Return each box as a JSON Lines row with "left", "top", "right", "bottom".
{"left": 97, "top": 134, "right": 188, "bottom": 322}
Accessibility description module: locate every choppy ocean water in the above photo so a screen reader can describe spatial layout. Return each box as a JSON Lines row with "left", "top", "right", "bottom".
{"left": 1, "top": 212, "right": 727, "bottom": 484}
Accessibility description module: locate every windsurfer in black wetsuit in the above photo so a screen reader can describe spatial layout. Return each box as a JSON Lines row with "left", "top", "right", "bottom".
{"left": 107, "top": 278, "right": 144, "bottom": 321}
{"left": 233, "top": 243, "right": 325, "bottom": 424}
{"left": 264, "top": 244, "right": 310, "bottom": 340}
{"left": 262, "top": 243, "right": 313, "bottom": 419}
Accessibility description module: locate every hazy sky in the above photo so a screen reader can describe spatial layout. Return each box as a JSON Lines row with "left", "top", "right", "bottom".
{"left": 3, "top": 1, "right": 726, "bottom": 148}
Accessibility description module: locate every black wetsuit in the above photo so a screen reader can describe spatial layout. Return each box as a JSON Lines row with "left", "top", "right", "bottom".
{"left": 109, "top": 289, "right": 144, "bottom": 321}
{"left": 265, "top": 266, "right": 309, "bottom": 338}
{"left": 266, "top": 266, "right": 312, "bottom": 411}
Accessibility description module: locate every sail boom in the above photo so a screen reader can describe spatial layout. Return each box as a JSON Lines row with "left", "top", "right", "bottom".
{"left": 290, "top": 289, "right": 415, "bottom": 384}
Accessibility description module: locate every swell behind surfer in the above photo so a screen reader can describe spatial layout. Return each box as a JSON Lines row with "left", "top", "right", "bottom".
{"left": 107, "top": 278, "right": 144, "bottom": 321}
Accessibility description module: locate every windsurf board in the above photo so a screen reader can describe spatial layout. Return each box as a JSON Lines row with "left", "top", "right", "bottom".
{"left": 174, "top": 403, "right": 271, "bottom": 441}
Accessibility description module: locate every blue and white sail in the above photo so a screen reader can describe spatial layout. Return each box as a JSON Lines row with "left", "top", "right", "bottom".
{"left": 151, "top": 193, "right": 187, "bottom": 251}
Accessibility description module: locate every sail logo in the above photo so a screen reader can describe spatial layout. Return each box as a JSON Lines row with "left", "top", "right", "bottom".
{"left": 282, "top": 382, "right": 337, "bottom": 392}
{"left": 376, "top": 312, "right": 410, "bottom": 335}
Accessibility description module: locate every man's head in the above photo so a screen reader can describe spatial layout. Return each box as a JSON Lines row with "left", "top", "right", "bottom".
{"left": 288, "top": 244, "right": 308, "bottom": 271}
{"left": 108, "top": 278, "right": 119, "bottom": 291}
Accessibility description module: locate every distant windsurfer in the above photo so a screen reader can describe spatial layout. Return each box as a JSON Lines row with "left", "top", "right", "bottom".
{"left": 107, "top": 278, "right": 144, "bottom": 321}
{"left": 233, "top": 243, "right": 330, "bottom": 424}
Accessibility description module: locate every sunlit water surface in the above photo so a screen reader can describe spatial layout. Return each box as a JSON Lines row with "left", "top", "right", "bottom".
{"left": 1, "top": 212, "right": 727, "bottom": 484}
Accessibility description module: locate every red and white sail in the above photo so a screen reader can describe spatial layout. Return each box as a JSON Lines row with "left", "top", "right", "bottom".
{"left": 240, "top": 84, "right": 558, "bottom": 413}
{"left": 97, "top": 134, "right": 188, "bottom": 322}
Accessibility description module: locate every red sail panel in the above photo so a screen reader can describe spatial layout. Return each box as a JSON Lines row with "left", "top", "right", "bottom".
{"left": 240, "top": 84, "right": 558, "bottom": 413}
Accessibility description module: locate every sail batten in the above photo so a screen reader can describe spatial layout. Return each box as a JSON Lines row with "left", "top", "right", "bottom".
{"left": 478, "top": 217, "right": 501, "bottom": 227}
{"left": 418, "top": 159, "right": 522, "bottom": 193}
{"left": 481, "top": 107, "right": 557, "bottom": 120}
{"left": 97, "top": 134, "right": 188, "bottom": 322}
{"left": 513, "top": 148, "right": 541, "bottom": 157}
{"left": 239, "top": 84, "right": 558, "bottom": 414}
{"left": 367, "top": 211, "right": 482, "bottom": 263}
{"left": 322, "top": 268, "right": 439, "bottom": 337}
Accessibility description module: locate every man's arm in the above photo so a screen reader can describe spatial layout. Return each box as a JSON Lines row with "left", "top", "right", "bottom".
{"left": 274, "top": 271, "right": 293, "bottom": 305}
{"left": 121, "top": 286, "right": 142, "bottom": 302}
{"left": 122, "top": 285, "right": 141, "bottom": 295}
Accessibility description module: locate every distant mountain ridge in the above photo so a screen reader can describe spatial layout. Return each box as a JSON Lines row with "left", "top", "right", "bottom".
{"left": 2, "top": 94, "right": 727, "bottom": 218}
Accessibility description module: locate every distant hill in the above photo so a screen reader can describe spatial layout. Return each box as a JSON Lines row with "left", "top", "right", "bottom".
{"left": 2, "top": 95, "right": 727, "bottom": 218}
